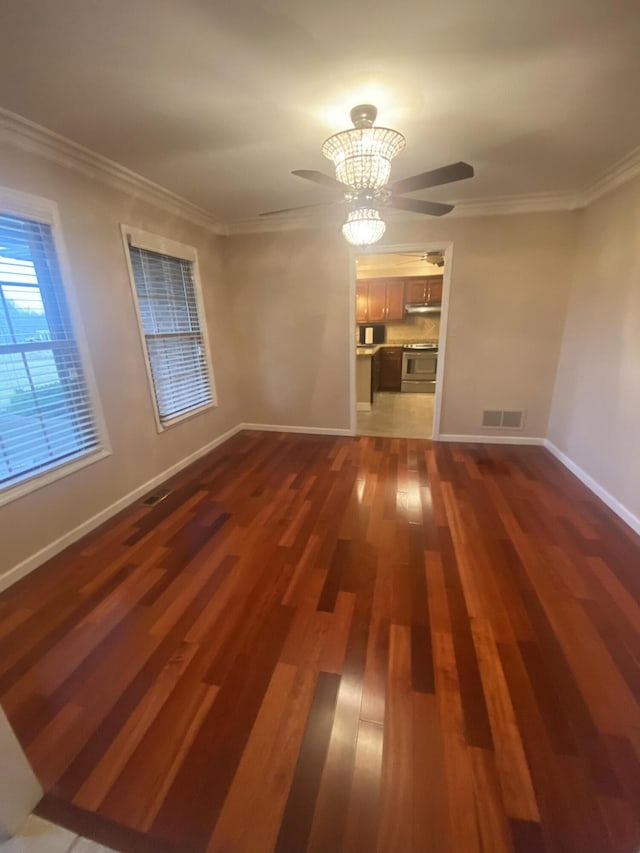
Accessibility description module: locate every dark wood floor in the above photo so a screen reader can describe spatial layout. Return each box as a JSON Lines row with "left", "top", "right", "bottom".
{"left": 1, "top": 431, "right": 639, "bottom": 853}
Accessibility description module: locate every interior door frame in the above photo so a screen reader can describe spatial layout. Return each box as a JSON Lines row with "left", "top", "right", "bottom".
{"left": 349, "top": 240, "right": 454, "bottom": 439}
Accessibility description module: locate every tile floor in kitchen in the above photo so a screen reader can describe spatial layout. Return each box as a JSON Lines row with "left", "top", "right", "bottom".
{"left": 0, "top": 816, "right": 116, "bottom": 853}
{"left": 357, "top": 390, "right": 434, "bottom": 439}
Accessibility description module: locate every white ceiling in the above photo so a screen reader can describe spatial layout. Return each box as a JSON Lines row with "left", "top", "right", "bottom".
{"left": 1, "top": 0, "right": 639, "bottom": 223}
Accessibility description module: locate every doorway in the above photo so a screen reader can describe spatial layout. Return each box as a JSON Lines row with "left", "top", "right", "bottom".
{"left": 352, "top": 244, "right": 451, "bottom": 439}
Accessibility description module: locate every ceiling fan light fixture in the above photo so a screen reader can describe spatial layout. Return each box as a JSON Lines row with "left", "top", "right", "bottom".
{"left": 321, "top": 104, "right": 405, "bottom": 191}
{"left": 341, "top": 208, "right": 386, "bottom": 247}
{"left": 263, "top": 104, "right": 473, "bottom": 234}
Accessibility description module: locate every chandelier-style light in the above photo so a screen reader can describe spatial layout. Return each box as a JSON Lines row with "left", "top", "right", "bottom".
{"left": 321, "top": 105, "right": 404, "bottom": 247}
{"left": 261, "top": 103, "right": 472, "bottom": 250}
{"left": 341, "top": 208, "right": 386, "bottom": 246}
{"left": 322, "top": 104, "right": 406, "bottom": 191}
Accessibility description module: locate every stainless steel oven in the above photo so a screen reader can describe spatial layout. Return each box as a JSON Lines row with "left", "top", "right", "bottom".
{"left": 401, "top": 343, "right": 438, "bottom": 393}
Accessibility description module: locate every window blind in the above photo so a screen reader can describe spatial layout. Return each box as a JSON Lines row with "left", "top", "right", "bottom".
{"left": 0, "top": 214, "right": 99, "bottom": 487}
{"left": 128, "top": 245, "right": 213, "bottom": 423}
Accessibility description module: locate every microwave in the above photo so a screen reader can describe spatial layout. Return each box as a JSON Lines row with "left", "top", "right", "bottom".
{"left": 358, "top": 324, "right": 386, "bottom": 346}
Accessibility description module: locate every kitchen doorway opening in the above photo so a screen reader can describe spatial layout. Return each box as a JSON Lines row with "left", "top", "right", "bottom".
{"left": 352, "top": 244, "right": 452, "bottom": 440}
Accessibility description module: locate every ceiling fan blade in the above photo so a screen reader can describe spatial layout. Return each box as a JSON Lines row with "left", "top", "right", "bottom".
{"left": 391, "top": 197, "right": 454, "bottom": 217}
{"left": 292, "top": 169, "right": 351, "bottom": 194}
{"left": 259, "top": 202, "right": 337, "bottom": 217}
{"left": 391, "top": 162, "right": 474, "bottom": 196}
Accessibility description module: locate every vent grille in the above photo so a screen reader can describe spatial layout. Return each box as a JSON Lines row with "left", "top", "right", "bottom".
{"left": 481, "top": 409, "right": 525, "bottom": 430}
{"left": 142, "top": 488, "right": 171, "bottom": 507}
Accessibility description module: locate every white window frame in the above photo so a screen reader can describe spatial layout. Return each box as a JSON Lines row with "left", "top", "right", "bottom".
{"left": 120, "top": 225, "right": 217, "bottom": 433}
{"left": 0, "top": 186, "right": 111, "bottom": 507}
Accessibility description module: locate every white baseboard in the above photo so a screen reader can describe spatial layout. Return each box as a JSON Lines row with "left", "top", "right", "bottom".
{"left": 356, "top": 403, "right": 372, "bottom": 412}
{"left": 544, "top": 440, "right": 640, "bottom": 536}
{"left": 240, "top": 422, "right": 354, "bottom": 437}
{"left": 0, "top": 424, "right": 244, "bottom": 593}
{"left": 437, "top": 434, "right": 546, "bottom": 445}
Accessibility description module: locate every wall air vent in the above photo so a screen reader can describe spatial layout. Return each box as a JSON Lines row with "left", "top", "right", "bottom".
{"left": 482, "top": 410, "right": 503, "bottom": 428}
{"left": 142, "top": 488, "right": 171, "bottom": 506}
{"left": 481, "top": 410, "right": 525, "bottom": 430}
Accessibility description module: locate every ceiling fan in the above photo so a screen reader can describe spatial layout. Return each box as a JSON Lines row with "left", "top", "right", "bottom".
{"left": 260, "top": 104, "right": 474, "bottom": 247}
{"left": 394, "top": 251, "right": 446, "bottom": 268}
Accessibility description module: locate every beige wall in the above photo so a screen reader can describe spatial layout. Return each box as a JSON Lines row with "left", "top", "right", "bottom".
{"left": 548, "top": 176, "right": 640, "bottom": 522}
{"left": 224, "top": 229, "right": 352, "bottom": 430}
{"left": 227, "top": 211, "right": 577, "bottom": 438}
{"left": 0, "top": 143, "right": 241, "bottom": 581}
{"left": 382, "top": 214, "right": 577, "bottom": 437}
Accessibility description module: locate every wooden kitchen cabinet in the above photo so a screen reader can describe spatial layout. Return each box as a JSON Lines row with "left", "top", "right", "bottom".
{"left": 357, "top": 278, "right": 406, "bottom": 323}
{"left": 378, "top": 346, "right": 403, "bottom": 391}
{"left": 367, "top": 280, "right": 388, "bottom": 322}
{"left": 359, "top": 275, "right": 442, "bottom": 320}
{"left": 405, "top": 278, "right": 428, "bottom": 304}
{"left": 386, "top": 279, "right": 405, "bottom": 320}
{"left": 356, "top": 282, "right": 368, "bottom": 323}
{"left": 404, "top": 275, "right": 443, "bottom": 305}
{"left": 427, "top": 277, "right": 443, "bottom": 304}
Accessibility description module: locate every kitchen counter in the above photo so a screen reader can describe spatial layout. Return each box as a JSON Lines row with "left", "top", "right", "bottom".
{"left": 356, "top": 355, "right": 374, "bottom": 409}
{"left": 356, "top": 341, "right": 438, "bottom": 357}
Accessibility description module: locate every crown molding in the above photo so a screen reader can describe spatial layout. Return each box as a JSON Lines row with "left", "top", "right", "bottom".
{"left": 576, "top": 142, "right": 640, "bottom": 207}
{"left": 224, "top": 190, "right": 581, "bottom": 235}
{"left": 2, "top": 107, "right": 639, "bottom": 238}
{"left": 448, "top": 190, "right": 581, "bottom": 218}
{"left": 0, "top": 108, "right": 226, "bottom": 235}
{"left": 225, "top": 143, "right": 640, "bottom": 235}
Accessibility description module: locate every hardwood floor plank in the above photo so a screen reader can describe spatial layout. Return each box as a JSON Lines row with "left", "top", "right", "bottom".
{"left": 409, "top": 526, "right": 435, "bottom": 694}
{"left": 150, "top": 603, "right": 295, "bottom": 849}
{"left": 377, "top": 624, "right": 415, "bottom": 853}
{"left": 26, "top": 702, "right": 86, "bottom": 789}
{"left": 439, "top": 526, "right": 494, "bottom": 750}
{"left": 411, "top": 691, "right": 447, "bottom": 853}
{"left": 73, "top": 641, "right": 199, "bottom": 811}
{"left": 508, "top": 818, "right": 548, "bottom": 853}
{"left": 497, "top": 639, "right": 618, "bottom": 852}
{"left": 317, "top": 538, "right": 351, "bottom": 613}
{"left": 318, "top": 590, "right": 357, "bottom": 675}
{"left": 0, "top": 433, "right": 637, "bottom": 853}
{"left": 207, "top": 662, "right": 319, "bottom": 853}
{"left": 274, "top": 670, "right": 341, "bottom": 853}
{"left": 433, "top": 630, "right": 482, "bottom": 853}
{"left": 307, "top": 554, "right": 375, "bottom": 851}
{"left": 470, "top": 747, "right": 515, "bottom": 853}
{"left": 342, "top": 720, "right": 384, "bottom": 853}
{"left": 0, "top": 606, "right": 35, "bottom": 640}
{"left": 100, "top": 681, "right": 219, "bottom": 830}
{"left": 359, "top": 553, "right": 391, "bottom": 726}
{"left": 470, "top": 618, "right": 540, "bottom": 822}
{"left": 517, "top": 640, "right": 578, "bottom": 756}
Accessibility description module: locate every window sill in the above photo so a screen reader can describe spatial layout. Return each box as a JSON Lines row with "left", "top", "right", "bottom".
{"left": 0, "top": 446, "right": 112, "bottom": 508}
{"left": 155, "top": 399, "right": 218, "bottom": 433}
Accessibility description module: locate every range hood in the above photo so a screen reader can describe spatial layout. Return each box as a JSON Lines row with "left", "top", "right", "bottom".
{"left": 404, "top": 303, "right": 441, "bottom": 315}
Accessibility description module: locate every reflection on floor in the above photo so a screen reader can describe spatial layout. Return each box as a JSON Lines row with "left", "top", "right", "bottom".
{"left": 357, "top": 391, "right": 434, "bottom": 438}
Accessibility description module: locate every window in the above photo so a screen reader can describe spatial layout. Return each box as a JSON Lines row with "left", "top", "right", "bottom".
{"left": 0, "top": 209, "right": 102, "bottom": 492}
{"left": 123, "top": 228, "right": 215, "bottom": 428}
